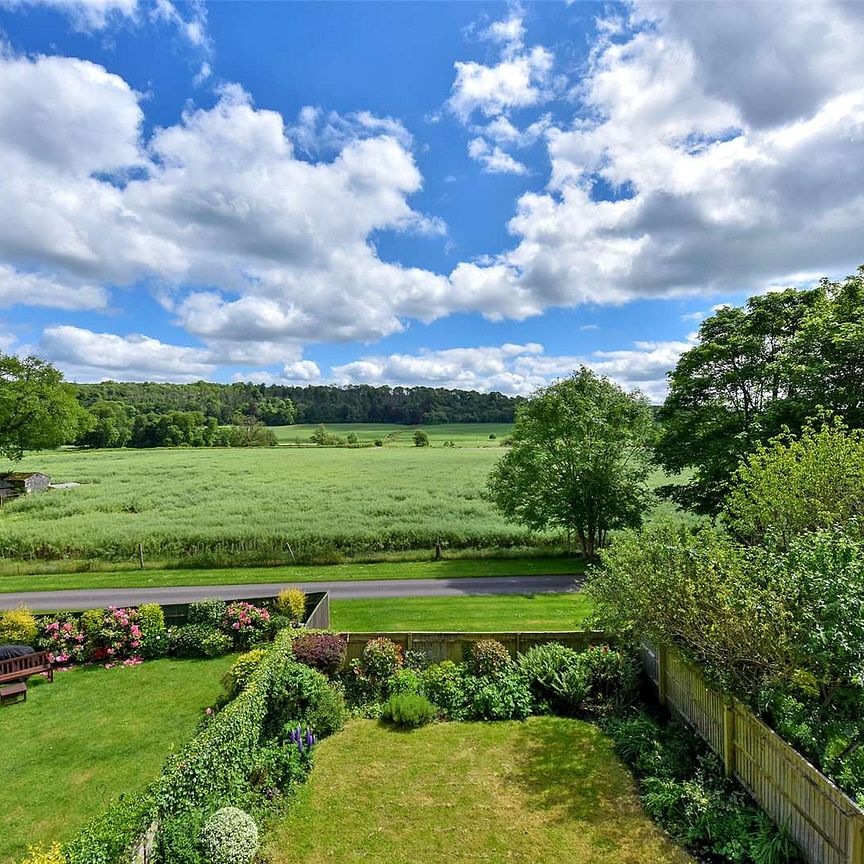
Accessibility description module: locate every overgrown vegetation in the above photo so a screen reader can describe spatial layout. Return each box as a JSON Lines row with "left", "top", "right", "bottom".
{"left": 589, "top": 423, "right": 864, "bottom": 803}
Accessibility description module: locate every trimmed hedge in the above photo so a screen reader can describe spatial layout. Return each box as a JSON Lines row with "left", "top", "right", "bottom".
{"left": 156, "top": 629, "right": 295, "bottom": 815}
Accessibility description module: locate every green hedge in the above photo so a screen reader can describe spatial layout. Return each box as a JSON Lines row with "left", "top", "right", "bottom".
{"left": 156, "top": 629, "right": 294, "bottom": 814}
{"left": 56, "top": 629, "right": 297, "bottom": 863}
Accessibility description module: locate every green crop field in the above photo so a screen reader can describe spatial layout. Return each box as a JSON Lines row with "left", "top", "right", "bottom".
{"left": 272, "top": 422, "right": 512, "bottom": 446}
{"left": 0, "top": 442, "right": 536, "bottom": 565}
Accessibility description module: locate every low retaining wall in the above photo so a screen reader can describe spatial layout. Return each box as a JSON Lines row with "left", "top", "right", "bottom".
{"left": 339, "top": 629, "right": 609, "bottom": 664}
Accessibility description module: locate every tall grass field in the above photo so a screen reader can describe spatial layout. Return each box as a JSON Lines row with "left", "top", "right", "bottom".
{"left": 0, "top": 438, "right": 538, "bottom": 565}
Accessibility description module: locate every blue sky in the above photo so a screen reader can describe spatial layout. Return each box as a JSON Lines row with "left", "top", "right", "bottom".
{"left": 1, "top": 0, "right": 863, "bottom": 400}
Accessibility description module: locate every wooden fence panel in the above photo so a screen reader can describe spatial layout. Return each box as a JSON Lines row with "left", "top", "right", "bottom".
{"left": 339, "top": 630, "right": 610, "bottom": 665}
{"left": 643, "top": 644, "right": 864, "bottom": 864}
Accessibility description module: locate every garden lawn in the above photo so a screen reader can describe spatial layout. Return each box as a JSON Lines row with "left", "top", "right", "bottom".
{"left": 331, "top": 592, "right": 593, "bottom": 631}
{"left": 0, "top": 556, "right": 585, "bottom": 595}
{"left": 266, "top": 718, "right": 693, "bottom": 864}
{"left": 0, "top": 655, "right": 234, "bottom": 863}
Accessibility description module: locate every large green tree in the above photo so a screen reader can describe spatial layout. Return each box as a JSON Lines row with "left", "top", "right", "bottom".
{"left": 487, "top": 368, "right": 654, "bottom": 559}
{"left": 0, "top": 355, "right": 86, "bottom": 460}
{"left": 656, "top": 268, "right": 864, "bottom": 513}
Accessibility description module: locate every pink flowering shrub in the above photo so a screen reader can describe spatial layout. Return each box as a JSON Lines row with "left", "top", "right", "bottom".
{"left": 87, "top": 606, "right": 144, "bottom": 664}
{"left": 38, "top": 617, "right": 86, "bottom": 666}
{"left": 223, "top": 601, "right": 271, "bottom": 648}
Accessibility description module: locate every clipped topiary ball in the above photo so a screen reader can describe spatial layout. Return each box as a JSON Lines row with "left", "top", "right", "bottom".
{"left": 200, "top": 806, "right": 258, "bottom": 864}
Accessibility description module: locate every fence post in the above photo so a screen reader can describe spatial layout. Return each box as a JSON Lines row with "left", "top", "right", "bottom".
{"left": 657, "top": 645, "right": 668, "bottom": 706}
{"left": 723, "top": 698, "right": 736, "bottom": 778}
{"left": 138, "top": 543, "right": 145, "bottom": 569}
{"left": 849, "top": 813, "right": 864, "bottom": 864}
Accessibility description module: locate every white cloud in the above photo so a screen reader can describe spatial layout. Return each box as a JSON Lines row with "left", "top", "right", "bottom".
{"left": 2, "top": 0, "right": 210, "bottom": 46}
{"left": 468, "top": 137, "right": 528, "bottom": 175}
{"left": 449, "top": 9, "right": 554, "bottom": 122}
{"left": 0, "top": 0, "right": 137, "bottom": 29}
{"left": 39, "top": 325, "right": 216, "bottom": 382}
{"left": 0, "top": 266, "right": 108, "bottom": 310}
{"left": 234, "top": 360, "right": 322, "bottom": 386}
{"left": 0, "top": 58, "right": 454, "bottom": 350}
{"left": 288, "top": 105, "right": 413, "bottom": 155}
{"left": 332, "top": 339, "right": 692, "bottom": 401}
{"left": 454, "top": 1, "right": 864, "bottom": 314}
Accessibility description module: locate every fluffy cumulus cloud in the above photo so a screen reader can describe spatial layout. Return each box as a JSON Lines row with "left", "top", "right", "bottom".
{"left": 454, "top": 0, "right": 864, "bottom": 312}
{"left": 332, "top": 338, "right": 693, "bottom": 401}
{"left": 0, "top": 58, "right": 457, "bottom": 360}
{"left": 39, "top": 325, "right": 217, "bottom": 382}
{"left": 467, "top": 137, "right": 527, "bottom": 175}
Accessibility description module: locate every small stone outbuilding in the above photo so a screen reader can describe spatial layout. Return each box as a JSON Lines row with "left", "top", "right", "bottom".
{"left": 0, "top": 472, "right": 51, "bottom": 500}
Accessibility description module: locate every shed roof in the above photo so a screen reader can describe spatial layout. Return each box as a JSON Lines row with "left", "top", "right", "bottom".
{"left": 0, "top": 472, "right": 49, "bottom": 481}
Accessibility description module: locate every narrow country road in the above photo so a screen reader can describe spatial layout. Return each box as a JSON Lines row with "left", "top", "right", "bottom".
{"left": 0, "top": 574, "right": 581, "bottom": 611}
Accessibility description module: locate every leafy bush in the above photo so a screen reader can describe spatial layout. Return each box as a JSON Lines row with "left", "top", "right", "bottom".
{"left": 266, "top": 613, "right": 295, "bottom": 639}
{"left": 518, "top": 642, "right": 581, "bottom": 712}
{"left": 87, "top": 606, "right": 145, "bottom": 662}
{"left": 200, "top": 807, "right": 258, "bottom": 864}
{"left": 576, "top": 645, "right": 640, "bottom": 715}
{"left": 138, "top": 603, "right": 168, "bottom": 659}
{"left": 387, "top": 668, "right": 423, "bottom": 697}
{"left": 403, "top": 649, "right": 431, "bottom": 672}
{"left": 458, "top": 669, "right": 533, "bottom": 721}
{"left": 169, "top": 624, "right": 231, "bottom": 659}
{"left": 158, "top": 809, "right": 206, "bottom": 864}
{"left": 267, "top": 658, "right": 347, "bottom": 739}
{"left": 0, "top": 606, "right": 38, "bottom": 646}
{"left": 361, "top": 637, "right": 403, "bottom": 682}
{"left": 381, "top": 692, "right": 436, "bottom": 728}
{"left": 249, "top": 741, "right": 310, "bottom": 796}
{"left": 421, "top": 661, "right": 463, "bottom": 715}
{"left": 157, "top": 631, "right": 296, "bottom": 814}
{"left": 187, "top": 597, "right": 227, "bottom": 628}
{"left": 724, "top": 419, "right": 864, "bottom": 550}
{"left": 466, "top": 639, "right": 512, "bottom": 678}
{"left": 303, "top": 680, "right": 348, "bottom": 738}
{"left": 292, "top": 633, "right": 347, "bottom": 676}
{"left": 221, "top": 648, "right": 268, "bottom": 700}
{"left": 275, "top": 588, "right": 307, "bottom": 623}
{"left": 79, "top": 608, "right": 105, "bottom": 651}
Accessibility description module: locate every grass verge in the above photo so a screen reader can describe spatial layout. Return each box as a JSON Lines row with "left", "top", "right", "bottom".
{"left": 0, "top": 556, "right": 585, "bottom": 595}
{"left": 331, "top": 592, "right": 593, "bottom": 632}
{"left": 265, "top": 718, "right": 693, "bottom": 864}
{"left": 0, "top": 655, "right": 233, "bottom": 863}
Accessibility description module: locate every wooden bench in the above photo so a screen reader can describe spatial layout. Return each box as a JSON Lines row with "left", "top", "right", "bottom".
{"left": 0, "top": 680, "right": 26, "bottom": 706}
{"left": 0, "top": 650, "right": 53, "bottom": 686}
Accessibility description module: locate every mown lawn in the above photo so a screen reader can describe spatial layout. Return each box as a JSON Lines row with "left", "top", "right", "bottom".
{"left": 331, "top": 592, "right": 593, "bottom": 632}
{"left": 0, "top": 655, "right": 233, "bottom": 863}
{"left": 266, "top": 718, "right": 693, "bottom": 864}
{"left": 0, "top": 555, "right": 585, "bottom": 595}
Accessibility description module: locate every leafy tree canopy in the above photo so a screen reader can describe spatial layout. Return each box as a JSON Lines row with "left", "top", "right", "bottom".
{"left": 656, "top": 267, "right": 864, "bottom": 513}
{"left": 487, "top": 367, "right": 655, "bottom": 559}
{"left": 724, "top": 418, "right": 864, "bottom": 549}
{"left": 0, "top": 354, "right": 86, "bottom": 460}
